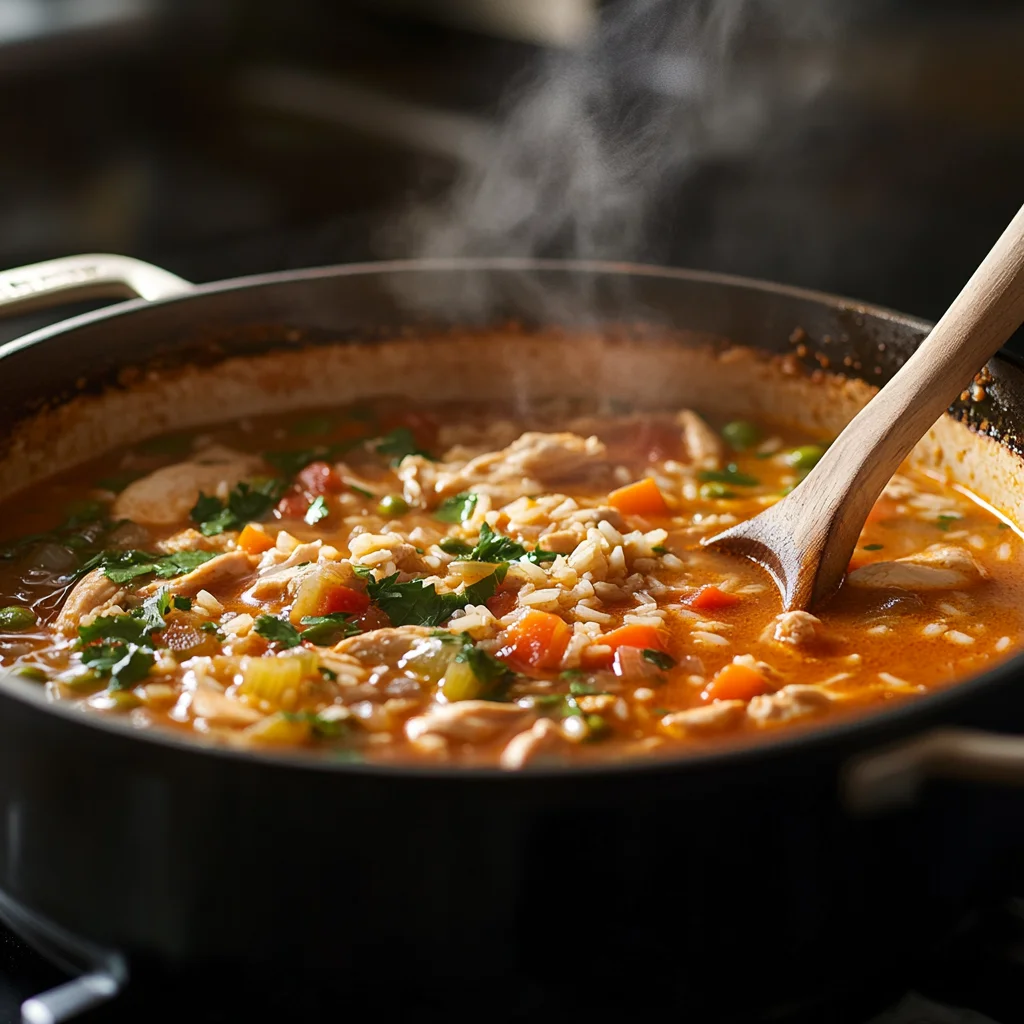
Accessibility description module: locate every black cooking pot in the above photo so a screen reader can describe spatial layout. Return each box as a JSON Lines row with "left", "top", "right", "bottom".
{"left": 2, "top": 255, "right": 1024, "bottom": 1021}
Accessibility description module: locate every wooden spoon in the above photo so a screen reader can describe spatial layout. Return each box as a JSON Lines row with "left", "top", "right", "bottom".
{"left": 704, "top": 201, "right": 1024, "bottom": 611}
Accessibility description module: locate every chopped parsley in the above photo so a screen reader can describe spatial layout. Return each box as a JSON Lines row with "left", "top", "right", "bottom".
{"left": 937, "top": 514, "right": 960, "bottom": 531}
{"left": 72, "top": 548, "right": 219, "bottom": 585}
{"left": 190, "top": 479, "right": 285, "bottom": 536}
{"left": 862, "top": 544, "right": 884, "bottom": 552}
{"left": 373, "top": 427, "right": 432, "bottom": 465}
{"left": 252, "top": 614, "right": 302, "bottom": 649}
{"left": 74, "top": 600, "right": 174, "bottom": 691}
{"left": 366, "top": 565, "right": 507, "bottom": 627}
{"left": 452, "top": 639, "right": 512, "bottom": 699}
{"left": 173, "top": 595, "right": 193, "bottom": 611}
{"left": 697, "top": 464, "right": 760, "bottom": 487}
{"left": 456, "top": 523, "right": 558, "bottom": 565}
{"left": 434, "top": 492, "right": 478, "bottom": 524}
{"left": 299, "top": 614, "right": 361, "bottom": 645}
{"left": 641, "top": 649, "right": 675, "bottom": 671}
{"left": 304, "top": 496, "right": 330, "bottom": 526}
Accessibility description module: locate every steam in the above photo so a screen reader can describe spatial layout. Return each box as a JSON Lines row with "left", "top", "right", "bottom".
{"left": 386, "top": 0, "right": 842, "bottom": 274}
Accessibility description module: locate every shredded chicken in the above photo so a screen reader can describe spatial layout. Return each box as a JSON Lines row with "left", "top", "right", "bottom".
{"left": 677, "top": 410, "right": 725, "bottom": 467}
{"left": 139, "top": 550, "right": 255, "bottom": 598}
{"left": 847, "top": 544, "right": 987, "bottom": 592}
{"left": 112, "top": 445, "right": 265, "bottom": 525}
{"left": 54, "top": 569, "right": 125, "bottom": 636}
{"left": 768, "top": 610, "right": 830, "bottom": 648}
{"left": 400, "top": 432, "right": 611, "bottom": 507}
{"left": 154, "top": 528, "right": 231, "bottom": 555}
{"left": 659, "top": 701, "right": 746, "bottom": 737}
{"left": 499, "top": 718, "right": 570, "bottom": 769}
{"left": 747, "top": 684, "right": 835, "bottom": 724}
{"left": 405, "top": 701, "right": 533, "bottom": 745}
{"left": 333, "top": 626, "right": 435, "bottom": 665}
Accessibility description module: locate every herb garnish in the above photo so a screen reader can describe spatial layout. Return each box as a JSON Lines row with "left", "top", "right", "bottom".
{"left": 434, "top": 492, "right": 478, "bottom": 524}
{"left": 373, "top": 427, "right": 432, "bottom": 465}
{"left": 447, "top": 633, "right": 512, "bottom": 699}
{"left": 299, "top": 613, "right": 361, "bottom": 645}
{"left": 304, "top": 496, "right": 329, "bottom": 526}
{"left": 457, "top": 523, "right": 559, "bottom": 565}
{"left": 366, "top": 565, "right": 508, "bottom": 627}
{"left": 862, "top": 544, "right": 884, "bottom": 552}
{"left": 641, "top": 649, "right": 675, "bottom": 671}
{"left": 937, "top": 514, "right": 960, "bottom": 531}
{"left": 190, "top": 479, "right": 285, "bottom": 536}
{"left": 72, "top": 548, "right": 219, "bottom": 585}
{"left": 252, "top": 615, "right": 302, "bottom": 649}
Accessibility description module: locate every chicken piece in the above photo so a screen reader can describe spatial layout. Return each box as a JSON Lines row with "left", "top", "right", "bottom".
{"left": 677, "top": 411, "right": 725, "bottom": 468}
{"left": 333, "top": 626, "right": 435, "bottom": 666}
{"left": 536, "top": 529, "right": 580, "bottom": 555}
{"left": 403, "top": 432, "right": 611, "bottom": 507}
{"left": 499, "top": 718, "right": 570, "bottom": 769}
{"left": 55, "top": 569, "right": 125, "bottom": 636}
{"left": 768, "top": 610, "right": 830, "bottom": 648}
{"left": 155, "top": 528, "right": 231, "bottom": 554}
{"left": 112, "top": 445, "right": 265, "bottom": 525}
{"left": 405, "top": 700, "right": 533, "bottom": 745}
{"left": 847, "top": 544, "right": 987, "bottom": 592}
{"left": 139, "top": 550, "right": 256, "bottom": 598}
{"left": 659, "top": 700, "right": 745, "bottom": 737}
{"left": 347, "top": 532, "right": 426, "bottom": 574}
{"left": 747, "top": 684, "right": 835, "bottom": 724}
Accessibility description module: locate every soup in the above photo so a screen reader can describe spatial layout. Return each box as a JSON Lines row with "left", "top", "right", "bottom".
{"left": 1, "top": 393, "right": 1021, "bottom": 767}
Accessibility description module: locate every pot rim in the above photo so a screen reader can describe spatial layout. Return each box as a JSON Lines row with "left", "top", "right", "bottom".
{"left": 3, "top": 255, "right": 1019, "bottom": 782}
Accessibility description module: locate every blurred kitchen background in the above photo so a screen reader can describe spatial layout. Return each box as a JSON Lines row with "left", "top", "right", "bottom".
{"left": 0, "top": 0, "right": 1021, "bottom": 333}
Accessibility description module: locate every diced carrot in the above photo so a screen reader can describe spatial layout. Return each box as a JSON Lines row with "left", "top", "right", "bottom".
{"left": 685, "top": 585, "right": 741, "bottom": 612}
{"left": 321, "top": 586, "right": 371, "bottom": 617}
{"left": 237, "top": 523, "right": 275, "bottom": 555}
{"left": 297, "top": 461, "right": 344, "bottom": 495}
{"left": 701, "top": 662, "right": 770, "bottom": 703}
{"left": 496, "top": 609, "right": 571, "bottom": 672}
{"left": 601, "top": 624, "right": 667, "bottom": 653}
{"left": 606, "top": 477, "right": 670, "bottom": 517}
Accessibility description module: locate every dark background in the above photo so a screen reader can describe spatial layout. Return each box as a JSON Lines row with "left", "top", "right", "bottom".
{"left": 0, "top": 0, "right": 1021, "bottom": 327}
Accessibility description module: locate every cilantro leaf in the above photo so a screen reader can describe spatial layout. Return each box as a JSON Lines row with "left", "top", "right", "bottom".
{"left": 73, "top": 548, "right": 219, "bottom": 585}
{"left": 434, "top": 492, "right": 478, "bottom": 524}
{"left": 299, "top": 613, "right": 361, "bottom": 645}
{"left": 642, "top": 649, "right": 675, "bottom": 671}
{"left": 77, "top": 615, "right": 149, "bottom": 646}
{"left": 190, "top": 479, "right": 285, "bottom": 536}
{"left": 366, "top": 565, "right": 507, "bottom": 627}
{"left": 456, "top": 523, "right": 559, "bottom": 565}
{"left": 173, "top": 595, "right": 193, "bottom": 611}
{"left": 456, "top": 643, "right": 511, "bottom": 698}
{"left": 136, "top": 588, "right": 170, "bottom": 631}
{"left": 253, "top": 614, "right": 302, "bottom": 648}
{"left": 108, "top": 646, "right": 155, "bottom": 690}
{"left": 373, "top": 427, "right": 432, "bottom": 465}
{"left": 304, "top": 496, "right": 329, "bottom": 526}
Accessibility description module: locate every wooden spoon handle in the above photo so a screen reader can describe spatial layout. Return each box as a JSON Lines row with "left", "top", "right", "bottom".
{"left": 802, "top": 200, "right": 1024, "bottom": 603}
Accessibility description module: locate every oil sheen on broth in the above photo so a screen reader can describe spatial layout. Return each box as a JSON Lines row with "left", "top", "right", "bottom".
{"left": 0, "top": 397, "right": 1021, "bottom": 768}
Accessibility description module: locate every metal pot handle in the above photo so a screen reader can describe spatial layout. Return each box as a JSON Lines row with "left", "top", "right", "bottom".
{"left": 0, "top": 253, "right": 193, "bottom": 318}
{"left": 843, "top": 727, "right": 1024, "bottom": 813}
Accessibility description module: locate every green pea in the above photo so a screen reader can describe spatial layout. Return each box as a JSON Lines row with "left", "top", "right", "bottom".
{"left": 785, "top": 445, "right": 826, "bottom": 471}
{"left": 722, "top": 420, "right": 760, "bottom": 451}
{"left": 0, "top": 606, "right": 36, "bottom": 631}
{"left": 377, "top": 494, "right": 410, "bottom": 518}
{"left": 585, "top": 714, "right": 610, "bottom": 738}
{"left": 700, "top": 482, "right": 736, "bottom": 500}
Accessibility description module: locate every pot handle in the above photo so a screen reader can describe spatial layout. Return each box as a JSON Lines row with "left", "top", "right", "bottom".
{"left": 0, "top": 254, "right": 193, "bottom": 318}
{"left": 843, "top": 727, "right": 1024, "bottom": 813}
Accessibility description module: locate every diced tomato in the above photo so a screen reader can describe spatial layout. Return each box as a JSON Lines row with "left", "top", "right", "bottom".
{"left": 485, "top": 587, "right": 518, "bottom": 619}
{"left": 297, "top": 461, "right": 344, "bottom": 496}
{"left": 606, "top": 477, "right": 671, "bottom": 517}
{"left": 685, "top": 585, "right": 741, "bottom": 612}
{"left": 496, "top": 609, "right": 571, "bottom": 672}
{"left": 236, "top": 523, "right": 275, "bottom": 555}
{"left": 275, "top": 493, "right": 310, "bottom": 519}
{"left": 321, "top": 586, "right": 371, "bottom": 617}
{"left": 701, "top": 662, "right": 770, "bottom": 703}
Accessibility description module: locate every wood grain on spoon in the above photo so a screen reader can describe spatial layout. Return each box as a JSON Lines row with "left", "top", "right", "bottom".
{"left": 704, "top": 201, "right": 1024, "bottom": 612}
